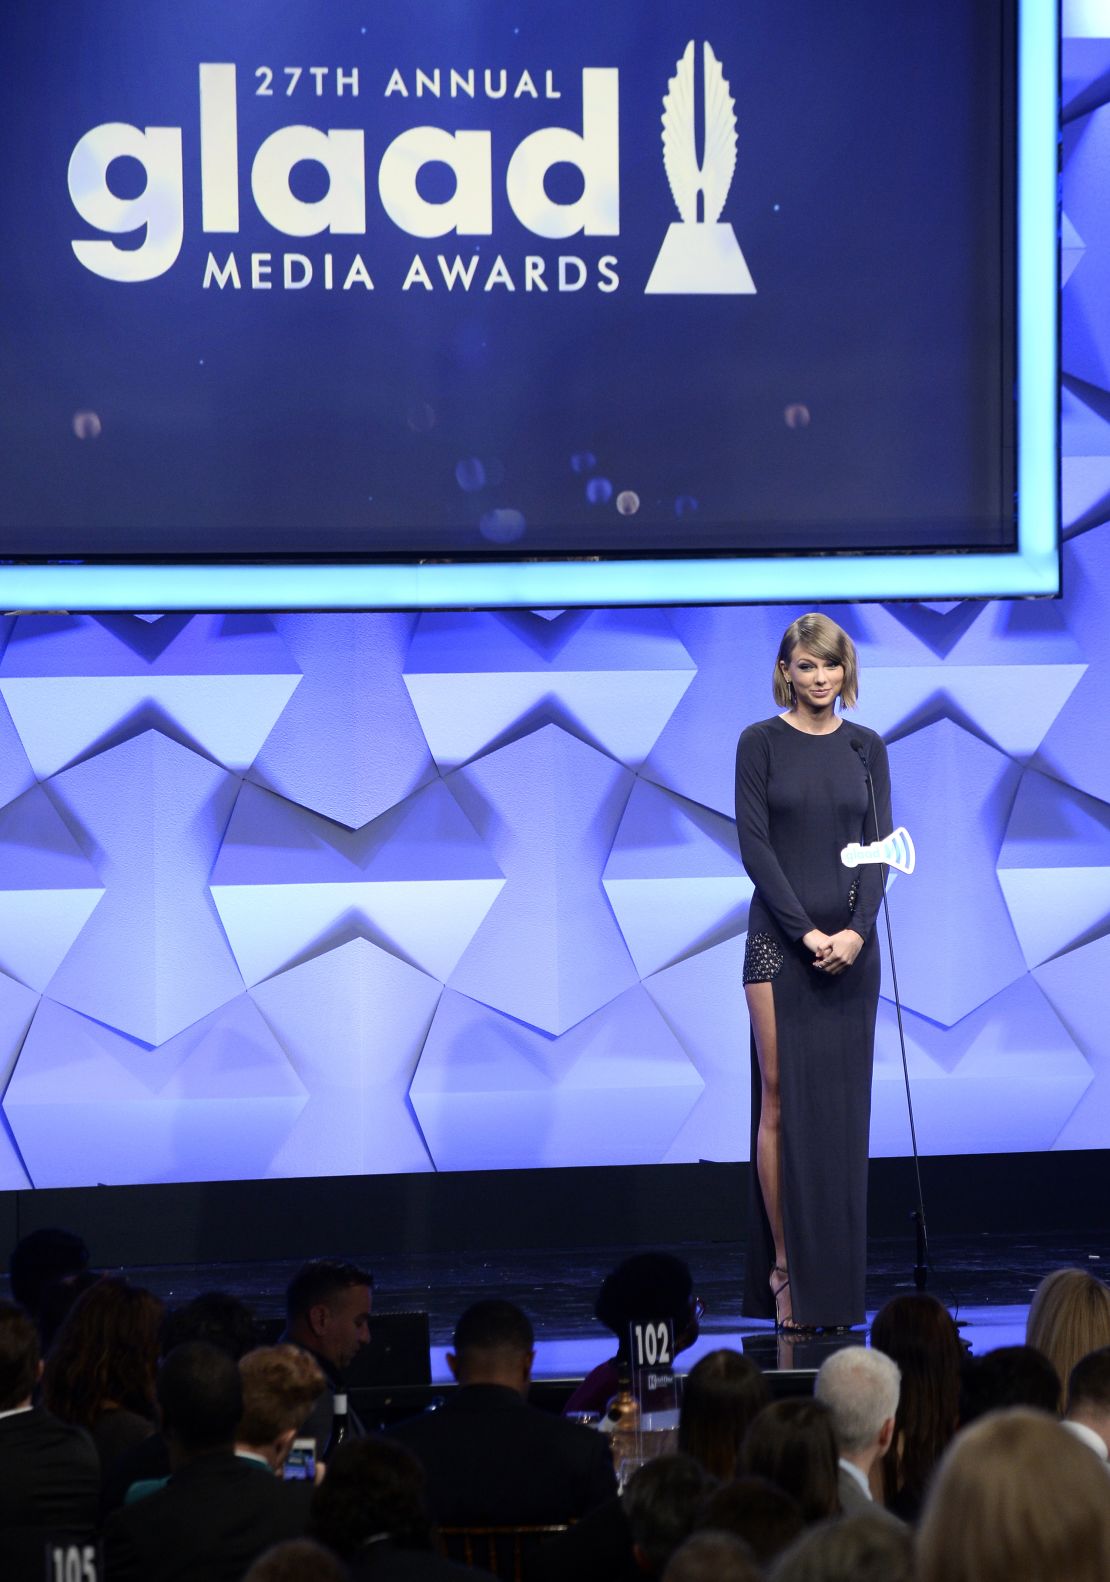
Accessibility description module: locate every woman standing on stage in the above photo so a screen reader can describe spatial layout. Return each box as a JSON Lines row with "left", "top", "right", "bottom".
{"left": 735, "top": 612, "right": 891, "bottom": 1332}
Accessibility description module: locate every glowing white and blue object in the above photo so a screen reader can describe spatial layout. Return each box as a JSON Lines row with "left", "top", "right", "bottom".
{"left": 841, "top": 827, "right": 915, "bottom": 876}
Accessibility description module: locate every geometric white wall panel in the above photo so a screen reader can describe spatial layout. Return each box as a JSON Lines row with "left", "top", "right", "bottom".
{"left": 1061, "top": 103, "right": 1110, "bottom": 389}
{"left": 211, "top": 779, "right": 503, "bottom": 986}
{"left": 998, "top": 769, "right": 1110, "bottom": 969}
{"left": 446, "top": 724, "right": 638, "bottom": 1034}
{"left": 1064, "top": 31, "right": 1110, "bottom": 109}
{"left": 0, "top": 692, "right": 35, "bottom": 811}
{"left": 858, "top": 664, "right": 1086, "bottom": 759}
{"left": 603, "top": 780, "right": 751, "bottom": 977}
{"left": 1062, "top": 211, "right": 1085, "bottom": 288}
{"left": 640, "top": 604, "right": 796, "bottom": 817}
{"left": 3, "top": 994, "right": 306, "bottom": 1186}
{"left": 0, "top": 785, "right": 103, "bottom": 990}
{"left": 44, "top": 730, "right": 244, "bottom": 1045}
{"left": 0, "top": 972, "right": 38, "bottom": 1189}
{"left": 1034, "top": 933, "right": 1110, "bottom": 1149}
{"left": 1033, "top": 669, "right": 1110, "bottom": 806}
{"left": 869, "top": 975, "right": 1093, "bottom": 1157}
{"left": 843, "top": 601, "right": 1088, "bottom": 755}
{"left": 1062, "top": 455, "right": 1110, "bottom": 528}
{"left": 1061, "top": 384, "right": 1110, "bottom": 461}
{"left": 250, "top": 937, "right": 441, "bottom": 1176}
{"left": 410, "top": 985, "right": 704, "bottom": 1171}
{"left": 0, "top": 614, "right": 301, "bottom": 777}
{"left": 249, "top": 613, "right": 437, "bottom": 829}
{"left": 882, "top": 721, "right": 1029, "bottom": 1026}
{"left": 642, "top": 934, "right": 751, "bottom": 1164}
{"left": 403, "top": 609, "right": 695, "bottom": 769}
{"left": 998, "top": 864, "right": 1110, "bottom": 972}
{"left": 1060, "top": 519, "right": 1110, "bottom": 656}
{"left": 1035, "top": 528, "right": 1110, "bottom": 802}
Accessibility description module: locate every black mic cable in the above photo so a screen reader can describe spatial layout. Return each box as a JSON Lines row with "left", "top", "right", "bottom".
{"left": 849, "top": 735, "right": 930, "bottom": 1291}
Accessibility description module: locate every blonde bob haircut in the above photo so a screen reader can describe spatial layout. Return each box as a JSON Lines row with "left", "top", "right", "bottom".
{"left": 772, "top": 612, "right": 859, "bottom": 710}
{"left": 916, "top": 1409, "right": 1110, "bottom": 1582}
{"left": 1025, "top": 1268, "right": 1110, "bottom": 1410}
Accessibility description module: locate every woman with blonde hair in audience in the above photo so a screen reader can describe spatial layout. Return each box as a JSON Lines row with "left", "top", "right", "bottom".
{"left": 1025, "top": 1267, "right": 1110, "bottom": 1409}
{"left": 917, "top": 1409, "right": 1110, "bottom": 1582}
{"left": 869, "top": 1292, "right": 961, "bottom": 1519}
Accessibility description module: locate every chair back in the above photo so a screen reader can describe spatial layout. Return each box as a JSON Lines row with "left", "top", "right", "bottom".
{"left": 438, "top": 1523, "right": 568, "bottom": 1581}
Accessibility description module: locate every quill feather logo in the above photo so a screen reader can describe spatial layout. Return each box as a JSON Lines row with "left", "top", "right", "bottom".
{"left": 646, "top": 41, "right": 756, "bottom": 294}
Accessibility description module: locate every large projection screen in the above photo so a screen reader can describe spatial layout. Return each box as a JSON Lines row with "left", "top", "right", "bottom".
{"left": 0, "top": 0, "right": 1056, "bottom": 609}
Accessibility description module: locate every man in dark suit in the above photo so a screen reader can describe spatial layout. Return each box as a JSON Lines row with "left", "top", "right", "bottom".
{"left": 311, "top": 1436, "right": 486, "bottom": 1581}
{"left": 103, "top": 1341, "right": 311, "bottom": 1581}
{"left": 389, "top": 1298, "right": 617, "bottom": 1525}
{"left": 0, "top": 1300, "right": 99, "bottom": 1582}
{"left": 280, "top": 1258, "right": 373, "bottom": 1451}
{"left": 1064, "top": 1346, "right": 1110, "bottom": 1462}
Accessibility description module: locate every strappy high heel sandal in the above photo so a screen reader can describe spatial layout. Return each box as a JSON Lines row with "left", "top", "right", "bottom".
{"left": 770, "top": 1264, "right": 816, "bottom": 1334}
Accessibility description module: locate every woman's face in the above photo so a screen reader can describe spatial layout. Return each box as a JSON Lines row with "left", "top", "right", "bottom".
{"left": 781, "top": 645, "right": 843, "bottom": 710}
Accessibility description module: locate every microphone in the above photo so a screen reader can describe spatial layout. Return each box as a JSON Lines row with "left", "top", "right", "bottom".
{"left": 849, "top": 729, "right": 931, "bottom": 1293}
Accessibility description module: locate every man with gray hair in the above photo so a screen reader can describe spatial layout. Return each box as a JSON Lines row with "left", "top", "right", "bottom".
{"left": 814, "top": 1344, "right": 902, "bottom": 1518}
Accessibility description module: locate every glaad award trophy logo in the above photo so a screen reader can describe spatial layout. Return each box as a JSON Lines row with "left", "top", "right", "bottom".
{"left": 645, "top": 40, "right": 756, "bottom": 295}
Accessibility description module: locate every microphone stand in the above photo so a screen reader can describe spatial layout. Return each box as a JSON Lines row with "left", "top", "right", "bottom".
{"left": 852, "top": 740, "right": 930, "bottom": 1292}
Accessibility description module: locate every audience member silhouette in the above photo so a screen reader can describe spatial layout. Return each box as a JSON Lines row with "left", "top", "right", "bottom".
{"left": 36, "top": 1271, "right": 102, "bottom": 1356}
{"left": 163, "top": 1290, "right": 261, "bottom": 1361}
{"left": 1063, "top": 1345, "right": 1110, "bottom": 1461}
{"left": 769, "top": 1512, "right": 914, "bottom": 1582}
{"left": 694, "top": 1477, "right": 803, "bottom": 1569}
{"left": 677, "top": 1349, "right": 770, "bottom": 1479}
{"left": 916, "top": 1408, "right": 1110, "bottom": 1582}
{"left": 310, "top": 1436, "right": 482, "bottom": 1580}
{"left": 869, "top": 1293, "right": 961, "bottom": 1520}
{"left": 738, "top": 1399, "right": 840, "bottom": 1524}
{"left": 102, "top": 1288, "right": 263, "bottom": 1515}
{"left": 244, "top": 1538, "right": 350, "bottom": 1582}
{"left": 8, "top": 1227, "right": 90, "bottom": 1334}
{"left": 43, "top": 1276, "right": 163, "bottom": 1477}
{"left": 282, "top": 1259, "right": 373, "bottom": 1450}
{"left": 0, "top": 1300, "right": 99, "bottom": 1582}
{"left": 622, "top": 1453, "right": 715, "bottom": 1580}
{"left": 1026, "top": 1268, "right": 1110, "bottom": 1411}
{"left": 814, "top": 1346, "right": 901, "bottom": 1518}
{"left": 15, "top": 1227, "right": 1110, "bottom": 1582}
{"left": 958, "top": 1343, "right": 1060, "bottom": 1425}
{"left": 662, "top": 1530, "right": 759, "bottom": 1582}
{"left": 103, "top": 1341, "right": 311, "bottom": 1581}
{"left": 390, "top": 1298, "right": 616, "bottom": 1526}
{"left": 563, "top": 1253, "right": 701, "bottom": 1416}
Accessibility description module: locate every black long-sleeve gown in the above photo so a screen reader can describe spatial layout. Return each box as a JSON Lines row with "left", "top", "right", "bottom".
{"left": 735, "top": 715, "right": 892, "bottom": 1328}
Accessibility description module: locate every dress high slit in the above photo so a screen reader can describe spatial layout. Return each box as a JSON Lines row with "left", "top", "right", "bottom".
{"left": 735, "top": 716, "right": 891, "bottom": 1329}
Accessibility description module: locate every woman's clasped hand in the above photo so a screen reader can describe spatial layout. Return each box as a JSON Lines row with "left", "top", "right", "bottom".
{"left": 801, "top": 928, "right": 864, "bottom": 976}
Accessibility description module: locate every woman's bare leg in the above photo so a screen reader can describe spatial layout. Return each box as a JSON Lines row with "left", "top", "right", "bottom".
{"left": 745, "top": 981, "right": 789, "bottom": 1316}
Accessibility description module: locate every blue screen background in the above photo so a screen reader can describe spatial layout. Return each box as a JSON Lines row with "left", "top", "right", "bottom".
{"left": 0, "top": 0, "right": 1008, "bottom": 556}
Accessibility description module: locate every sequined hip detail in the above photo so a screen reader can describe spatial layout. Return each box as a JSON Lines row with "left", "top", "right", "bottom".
{"left": 848, "top": 874, "right": 860, "bottom": 913}
{"left": 743, "top": 931, "right": 784, "bottom": 984}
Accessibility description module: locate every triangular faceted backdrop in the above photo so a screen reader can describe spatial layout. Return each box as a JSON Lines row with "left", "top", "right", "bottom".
{"left": 1, "top": 18, "right": 1108, "bottom": 1189}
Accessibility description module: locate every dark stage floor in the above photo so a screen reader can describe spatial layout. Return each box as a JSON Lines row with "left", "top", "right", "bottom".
{"left": 15, "top": 1228, "right": 1102, "bottom": 1383}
